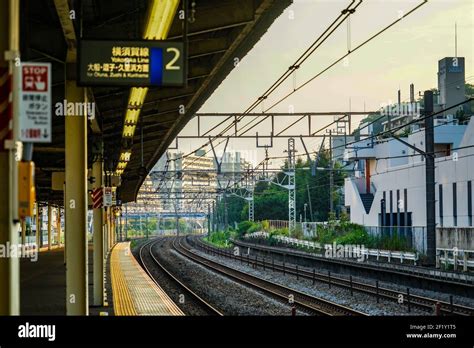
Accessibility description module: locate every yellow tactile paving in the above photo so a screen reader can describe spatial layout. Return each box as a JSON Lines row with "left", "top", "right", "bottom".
{"left": 111, "top": 242, "right": 184, "bottom": 316}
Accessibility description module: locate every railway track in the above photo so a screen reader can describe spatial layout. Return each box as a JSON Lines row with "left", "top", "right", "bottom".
{"left": 138, "top": 238, "right": 223, "bottom": 316}
{"left": 192, "top": 237, "right": 474, "bottom": 316}
{"left": 173, "top": 236, "right": 367, "bottom": 316}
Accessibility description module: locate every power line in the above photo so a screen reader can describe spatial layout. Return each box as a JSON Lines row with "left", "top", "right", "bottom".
{"left": 172, "top": 0, "right": 427, "bottom": 173}
{"left": 168, "top": 1, "right": 363, "bottom": 168}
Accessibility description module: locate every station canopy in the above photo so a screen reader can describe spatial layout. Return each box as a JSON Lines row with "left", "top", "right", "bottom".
{"left": 27, "top": 0, "right": 291, "bottom": 205}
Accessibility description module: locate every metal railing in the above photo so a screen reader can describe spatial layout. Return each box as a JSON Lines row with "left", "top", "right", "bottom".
{"left": 437, "top": 248, "right": 474, "bottom": 272}
{"left": 243, "top": 231, "right": 419, "bottom": 265}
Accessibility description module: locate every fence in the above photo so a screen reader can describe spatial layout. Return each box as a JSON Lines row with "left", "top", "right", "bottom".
{"left": 266, "top": 220, "right": 289, "bottom": 230}
{"left": 243, "top": 231, "right": 419, "bottom": 265}
{"left": 437, "top": 248, "right": 474, "bottom": 272}
{"left": 363, "top": 226, "right": 426, "bottom": 253}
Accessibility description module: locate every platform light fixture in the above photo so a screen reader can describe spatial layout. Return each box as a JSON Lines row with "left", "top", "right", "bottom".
{"left": 124, "top": 109, "right": 140, "bottom": 125}
{"left": 117, "top": 0, "right": 179, "bottom": 176}
{"left": 120, "top": 150, "right": 132, "bottom": 162}
{"left": 144, "top": 0, "right": 179, "bottom": 40}
{"left": 122, "top": 124, "right": 136, "bottom": 138}
{"left": 117, "top": 161, "right": 128, "bottom": 170}
{"left": 128, "top": 87, "right": 148, "bottom": 108}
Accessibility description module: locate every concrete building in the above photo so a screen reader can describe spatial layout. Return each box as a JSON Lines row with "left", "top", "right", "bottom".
{"left": 163, "top": 151, "right": 217, "bottom": 212}
{"left": 344, "top": 118, "right": 473, "bottom": 252}
{"left": 381, "top": 57, "right": 466, "bottom": 133}
{"left": 219, "top": 151, "right": 252, "bottom": 187}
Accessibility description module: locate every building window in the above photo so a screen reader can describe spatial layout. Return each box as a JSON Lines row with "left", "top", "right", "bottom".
{"left": 468, "top": 181, "right": 472, "bottom": 226}
{"left": 453, "top": 182, "right": 457, "bottom": 227}
{"left": 439, "top": 184, "right": 443, "bottom": 227}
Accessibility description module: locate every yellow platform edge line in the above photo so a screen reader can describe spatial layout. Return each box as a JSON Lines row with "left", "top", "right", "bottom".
{"left": 111, "top": 243, "right": 138, "bottom": 316}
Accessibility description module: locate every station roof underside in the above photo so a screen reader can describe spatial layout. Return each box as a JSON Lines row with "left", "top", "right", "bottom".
{"left": 29, "top": 0, "right": 291, "bottom": 205}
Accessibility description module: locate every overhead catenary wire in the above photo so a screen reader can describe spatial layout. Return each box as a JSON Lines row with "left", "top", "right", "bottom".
{"left": 173, "top": 0, "right": 428, "bottom": 173}
{"left": 170, "top": 1, "right": 363, "bottom": 166}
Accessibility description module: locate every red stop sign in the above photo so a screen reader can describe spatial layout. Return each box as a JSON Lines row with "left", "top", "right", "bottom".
{"left": 22, "top": 65, "right": 49, "bottom": 92}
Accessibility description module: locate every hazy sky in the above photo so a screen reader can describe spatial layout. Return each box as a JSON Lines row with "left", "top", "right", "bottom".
{"left": 173, "top": 0, "right": 473, "bottom": 166}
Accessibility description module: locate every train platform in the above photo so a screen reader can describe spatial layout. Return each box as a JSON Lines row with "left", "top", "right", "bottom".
{"left": 110, "top": 242, "right": 184, "bottom": 316}
{"left": 20, "top": 245, "right": 113, "bottom": 316}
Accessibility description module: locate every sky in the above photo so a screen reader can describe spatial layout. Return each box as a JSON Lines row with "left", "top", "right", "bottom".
{"left": 171, "top": 0, "right": 474, "bottom": 167}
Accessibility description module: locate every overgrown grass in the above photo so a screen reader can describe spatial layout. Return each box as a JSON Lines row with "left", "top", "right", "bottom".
{"left": 204, "top": 229, "right": 237, "bottom": 248}
{"left": 314, "top": 224, "right": 414, "bottom": 251}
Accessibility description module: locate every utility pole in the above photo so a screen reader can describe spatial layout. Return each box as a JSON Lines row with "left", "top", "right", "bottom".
{"left": 207, "top": 203, "right": 211, "bottom": 237}
{"left": 306, "top": 183, "right": 313, "bottom": 222}
{"left": 329, "top": 130, "right": 334, "bottom": 214}
{"left": 212, "top": 200, "right": 216, "bottom": 232}
{"left": 224, "top": 193, "right": 228, "bottom": 231}
{"left": 286, "top": 138, "right": 296, "bottom": 232}
{"left": 424, "top": 90, "right": 436, "bottom": 266}
{"left": 124, "top": 204, "right": 128, "bottom": 240}
{"left": 248, "top": 187, "right": 254, "bottom": 222}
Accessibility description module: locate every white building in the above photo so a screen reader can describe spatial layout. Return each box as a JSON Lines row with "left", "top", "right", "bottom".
{"left": 344, "top": 117, "right": 473, "bottom": 252}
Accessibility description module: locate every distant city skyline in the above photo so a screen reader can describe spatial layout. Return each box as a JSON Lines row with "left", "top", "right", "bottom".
{"left": 170, "top": 0, "right": 473, "bottom": 167}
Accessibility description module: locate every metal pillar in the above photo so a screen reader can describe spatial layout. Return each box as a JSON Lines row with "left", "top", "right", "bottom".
{"left": 0, "top": 0, "right": 20, "bottom": 315}
{"left": 35, "top": 204, "right": 40, "bottom": 248}
{"left": 21, "top": 219, "right": 26, "bottom": 246}
{"left": 207, "top": 204, "right": 211, "bottom": 236}
{"left": 212, "top": 200, "right": 216, "bottom": 232}
{"left": 287, "top": 138, "right": 296, "bottom": 232}
{"left": 248, "top": 190, "right": 254, "bottom": 222}
{"left": 424, "top": 90, "right": 436, "bottom": 265}
{"left": 104, "top": 208, "right": 108, "bottom": 256}
{"left": 329, "top": 130, "right": 334, "bottom": 214}
{"left": 124, "top": 204, "right": 128, "bottom": 240}
{"left": 92, "top": 159, "right": 104, "bottom": 306}
{"left": 108, "top": 211, "right": 114, "bottom": 252}
{"left": 57, "top": 208, "right": 62, "bottom": 246}
{"left": 224, "top": 193, "right": 228, "bottom": 230}
{"left": 47, "top": 204, "right": 52, "bottom": 250}
{"left": 64, "top": 79, "right": 88, "bottom": 315}
{"left": 145, "top": 212, "right": 148, "bottom": 239}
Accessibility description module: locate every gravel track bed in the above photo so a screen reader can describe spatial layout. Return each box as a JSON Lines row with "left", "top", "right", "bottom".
{"left": 191, "top": 242, "right": 430, "bottom": 315}
{"left": 132, "top": 239, "right": 211, "bottom": 316}
{"left": 136, "top": 237, "right": 300, "bottom": 315}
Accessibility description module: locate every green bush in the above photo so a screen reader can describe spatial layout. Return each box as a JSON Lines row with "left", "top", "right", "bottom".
{"left": 334, "top": 227, "right": 372, "bottom": 245}
{"left": 247, "top": 222, "right": 262, "bottom": 233}
{"left": 237, "top": 220, "right": 254, "bottom": 234}
{"left": 261, "top": 220, "right": 270, "bottom": 232}
{"left": 270, "top": 227, "right": 289, "bottom": 237}
{"left": 206, "top": 230, "right": 231, "bottom": 248}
